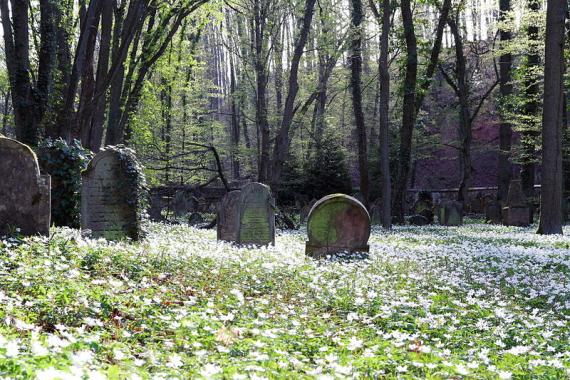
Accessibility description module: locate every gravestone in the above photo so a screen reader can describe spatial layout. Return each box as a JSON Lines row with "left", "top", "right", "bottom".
{"left": 81, "top": 146, "right": 145, "bottom": 240}
{"left": 217, "top": 183, "right": 275, "bottom": 246}
{"left": 370, "top": 205, "right": 383, "bottom": 225}
{"left": 485, "top": 201, "right": 503, "bottom": 224}
{"left": 502, "top": 180, "right": 531, "bottom": 227}
{"left": 0, "top": 137, "right": 51, "bottom": 236}
{"left": 236, "top": 183, "right": 275, "bottom": 246}
{"left": 438, "top": 201, "right": 463, "bottom": 226}
{"left": 217, "top": 190, "right": 241, "bottom": 242}
{"left": 305, "top": 194, "right": 370, "bottom": 258}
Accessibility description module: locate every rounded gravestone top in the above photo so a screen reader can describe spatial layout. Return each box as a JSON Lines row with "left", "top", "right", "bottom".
{"left": 306, "top": 194, "right": 370, "bottom": 256}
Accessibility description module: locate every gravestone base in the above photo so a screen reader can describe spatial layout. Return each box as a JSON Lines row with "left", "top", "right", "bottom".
{"left": 502, "top": 206, "right": 531, "bottom": 227}
{"left": 306, "top": 243, "right": 370, "bottom": 259}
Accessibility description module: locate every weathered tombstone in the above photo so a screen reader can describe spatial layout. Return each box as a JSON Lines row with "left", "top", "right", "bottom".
{"left": 438, "top": 201, "right": 463, "bottom": 226}
{"left": 171, "top": 190, "right": 199, "bottom": 217}
{"left": 0, "top": 137, "right": 51, "bottom": 236}
{"left": 217, "top": 190, "right": 241, "bottom": 241}
{"left": 149, "top": 193, "right": 166, "bottom": 221}
{"left": 81, "top": 146, "right": 146, "bottom": 240}
{"left": 370, "top": 205, "right": 383, "bottom": 225}
{"left": 236, "top": 183, "right": 275, "bottom": 246}
{"left": 217, "top": 183, "right": 275, "bottom": 246}
{"left": 485, "top": 201, "right": 503, "bottom": 224}
{"left": 408, "top": 214, "right": 430, "bottom": 226}
{"left": 305, "top": 194, "right": 370, "bottom": 258}
{"left": 502, "top": 180, "right": 531, "bottom": 227}
{"left": 299, "top": 199, "right": 317, "bottom": 224}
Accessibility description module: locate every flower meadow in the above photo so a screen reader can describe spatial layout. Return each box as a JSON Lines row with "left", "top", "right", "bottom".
{"left": 0, "top": 223, "right": 569, "bottom": 379}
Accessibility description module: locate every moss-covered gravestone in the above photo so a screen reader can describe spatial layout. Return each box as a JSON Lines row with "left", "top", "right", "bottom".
{"left": 305, "top": 194, "right": 370, "bottom": 258}
{"left": 438, "top": 201, "right": 463, "bottom": 226}
{"left": 237, "top": 183, "right": 275, "bottom": 246}
{"left": 81, "top": 146, "right": 146, "bottom": 240}
{"left": 0, "top": 137, "right": 51, "bottom": 236}
{"left": 217, "top": 183, "right": 275, "bottom": 246}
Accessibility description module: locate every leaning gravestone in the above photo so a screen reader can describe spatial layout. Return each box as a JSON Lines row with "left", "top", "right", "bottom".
{"left": 305, "top": 194, "right": 370, "bottom": 258}
{"left": 217, "top": 190, "right": 242, "bottom": 242}
{"left": 502, "top": 180, "right": 531, "bottom": 227}
{"left": 217, "top": 183, "right": 275, "bottom": 246}
{"left": 81, "top": 146, "right": 146, "bottom": 240}
{"left": 0, "top": 137, "right": 51, "bottom": 236}
{"left": 438, "top": 201, "right": 463, "bottom": 226}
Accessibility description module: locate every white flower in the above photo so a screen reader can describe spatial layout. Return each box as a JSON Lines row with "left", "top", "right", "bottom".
{"left": 200, "top": 364, "right": 222, "bottom": 377}
{"left": 498, "top": 371, "right": 512, "bottom": 379}
{"left": 505, "top": 345, "right": 530, "bottom": 356}
{"left": 347, "top": 337, "right": 363, "bottom": 351}
{"left": 166, "top": 354, "right": 184, "bottom": 368}
{"left": 113, "top": 348, "right": 126, "bottom": 360}
{"left": 5, "top": 340, "right": 19, "bottom": 357}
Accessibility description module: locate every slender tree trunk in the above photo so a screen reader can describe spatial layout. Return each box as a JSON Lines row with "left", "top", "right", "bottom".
{"left": 497, "top": 0, "right": 513, "bottom": 202}
{"left": 521, "top": 0, "right": 541, "bottom": 197}
{"left": 349, "top": 0, "right": 370, "bottom": 207}
{"left": 271, "top": 0, "right": 317, "bottom": 189}
{"left": 393, "top": 0, "right": 417, "bottom": 222}
{"left": 538, "top": 0, "right": 566, "bottom": 235}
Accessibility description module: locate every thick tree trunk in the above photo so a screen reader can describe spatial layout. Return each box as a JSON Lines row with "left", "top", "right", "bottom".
{"left": 538, "top": 0, "right": 566, "bottom": 235}
{"left": 497, "top": 0, "right": 513, "bottom": 202}
{"left": 1, "top": 0, "right": 39, "bottom": 146}
{"left": 349, "top": 0, "right": 370, "bottom": 207}
{"left": 393, "top": 0, "right": 417, "bottom": 222}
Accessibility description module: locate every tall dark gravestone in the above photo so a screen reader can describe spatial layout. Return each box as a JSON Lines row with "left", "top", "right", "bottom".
{"left": 217, "top": 190, "right": 242, "bottom": 242}
{"left": 81, "top": 147, "right": 145, "bottom": 240}
{"left": 217, "top": 183, "right": 275, "bottom": 246}
{"left": 305, "top": 194, "right": 370, "bottom": 258}
{"left": 0, "top": 137, "right": 51, "bottom": 236}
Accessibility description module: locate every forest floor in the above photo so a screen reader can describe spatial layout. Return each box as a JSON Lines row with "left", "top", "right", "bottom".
{"left": 0, "top": 222, "right": 569, "bottom": 379}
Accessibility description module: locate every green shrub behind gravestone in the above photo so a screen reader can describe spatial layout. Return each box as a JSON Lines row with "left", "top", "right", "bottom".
{"left": 37, "top": 139, "right": 93, "bottom": 228}
{"left": 304, "top": 134, "right": 352, "bottom": 200}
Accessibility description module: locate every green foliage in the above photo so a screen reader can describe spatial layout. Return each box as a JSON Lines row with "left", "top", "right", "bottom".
{"left": 36, "top": 138, "right": 93, "bottom": 228}
{"left": 303, "top": 133, "right": 353, "bottom": 200}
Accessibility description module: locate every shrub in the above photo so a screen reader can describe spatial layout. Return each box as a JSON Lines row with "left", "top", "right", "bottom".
{"left": 36, "top": 138, "right": 93, "bottom": 228}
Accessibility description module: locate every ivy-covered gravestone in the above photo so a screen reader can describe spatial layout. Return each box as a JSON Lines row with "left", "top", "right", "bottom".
{"left": 0, "top": 137, "right": 51, "bottom": 236}
{"left": 217, "top": 183, "right": 275, "bottom": 246}
{"left": 305, "top": 194, "right": 370, "bottom": 258}
{"left": 81, "top": 146, "right": 146, "bottom": 240}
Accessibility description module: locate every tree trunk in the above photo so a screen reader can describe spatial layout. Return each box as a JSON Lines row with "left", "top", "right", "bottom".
{"left": 521, "top": 0, "right": 541, "bottom": 198}
{"left": 538, "top": 0, "right": 566, "bottom": 235}
{"left": 270, "top": 0, "right": 317, "bottom": 189}
{"left": 497, "top": 0, "right": 513, "bottom": 202}
{"left": 393, "top": 0, "right": 417, "bottom": 222}
{"left": 349, "top": 0, "right": 370, "bottom": 208}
